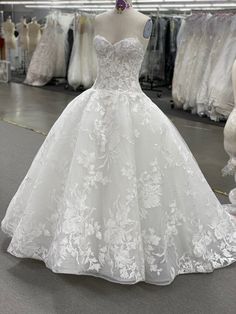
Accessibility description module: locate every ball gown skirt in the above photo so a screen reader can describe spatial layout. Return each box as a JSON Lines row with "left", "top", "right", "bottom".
{"left": 2, "top": 34, "right": 236, "bottom": 286}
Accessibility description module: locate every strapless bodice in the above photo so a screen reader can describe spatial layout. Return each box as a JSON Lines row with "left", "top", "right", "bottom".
{"left": 92, "top": 35, "right": 145, "bottom": 93}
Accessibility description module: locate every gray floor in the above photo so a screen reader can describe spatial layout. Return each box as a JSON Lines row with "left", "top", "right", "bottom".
{"left": 0, "top": 82, "right": 236, "bottom": 314}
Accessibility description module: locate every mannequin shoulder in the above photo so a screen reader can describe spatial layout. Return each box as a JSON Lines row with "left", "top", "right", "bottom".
{"left": 133, "top": 11, "right": 153, "bottom": 38}
{"left": 135, "top": 11, "right": 151, "bottom": 23}
{"left": 94, "top": 11, "right": 110, "bottom": 25}
{"left": 94, "top": 10, "right": 115, "bottom": 35}
{"left": 28, "top": 22, "right": 40, "bottom": 29}
{"left": 3, "top": 20, "right": 15, "bottom": 30}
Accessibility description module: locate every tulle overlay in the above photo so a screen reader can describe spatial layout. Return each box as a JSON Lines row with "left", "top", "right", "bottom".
{"left": 2, "top": 35, "right": 236, "bottom": 285}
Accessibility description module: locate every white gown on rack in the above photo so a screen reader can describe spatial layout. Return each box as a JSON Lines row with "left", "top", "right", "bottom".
{"left": 90, "top": 18, "right": 98, "bottom": 85}
{"left": 173, "top": 14, "right": 236, "bottom": 121}
{"left": 54, "top": 13, "right": 73, "bottom": 78}
{"left": 24, "top": 16, "right": 57, "bottom": 86}
{"left": 192, "top": 14, "right": 213, "bottom": 115}
{"left": 25, "top": 13, "right": 73, "bottom": 86}
{"left": 208, "top": 16, "right": 236, "bottom": 119}
{"left": 197, "top": 16, "right": 230, "bottom": 119}
{"left": 2, "top": 34, "right": 236, "bottom": 286}
{"left": 68, "top": 16, "right": 97, "bottom": 90}
{"left": 68, "top": 15, "right": 82, "bottom": 90}
{"left": 172, "top": 18, "right": 190, "bottom": 108}
{"left": 80, "top": 17, "right": 96, "bottom": 88}
{"left": 184, "top": 15, "right": 210, "bottom": 113}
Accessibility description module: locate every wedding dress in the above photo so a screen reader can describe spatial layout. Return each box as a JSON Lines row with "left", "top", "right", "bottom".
{"left": 80, "top": 16, "right": 94, "bottom": 88}
{"left": 2, "top": 34, "right": 236, "bottom": 286}
{"left": 198, "top": 15, "right": 231, "bottom": 120}
{"left": 25, "top": 13, "right": 73, "bottom": 86}
{"left": 191, "top": 14, "right": 213, "bottom": 115}
{"left": 91, "top": 18, "right": 98, "bottom": 83}
{"left": 68, "top": 15, "right": 97, "bottom": 90}
{"left": 173, "top": 14, "right": 236, "bottom": 120}
{"left": 172, "top": 18, "right": 191, "bottom": 107}
{"left": 208, "top": 16, "right": 236, "bottom": 119}
{"left": 54, "top": 13, "right": 73, "bottom": 78}
{"left": 184, "top": 15, "right": 209, "bottom": 113}
{"left": 24, "top": 16, "right": 57, "bottom": 86}
{"left": 68, "top": 15, "right": 82, "bottom": 90}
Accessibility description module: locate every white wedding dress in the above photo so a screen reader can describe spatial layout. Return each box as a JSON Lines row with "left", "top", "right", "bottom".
{"left": 2, "top": 34, "right": 236, "bottom": 286}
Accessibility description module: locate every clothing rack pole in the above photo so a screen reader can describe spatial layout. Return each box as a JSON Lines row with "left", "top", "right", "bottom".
{"left": 193, "top": 8, "right": 236, "bottom": 14}
{"left": 29, "top": 6, "right": 105, "bottom": 16}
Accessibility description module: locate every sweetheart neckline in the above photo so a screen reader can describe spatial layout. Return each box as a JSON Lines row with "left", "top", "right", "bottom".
{"left": 94, "top": 34, "right": 145, "bottom": 52}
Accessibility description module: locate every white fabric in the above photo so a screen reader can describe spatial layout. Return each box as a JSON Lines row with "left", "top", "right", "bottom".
{"left": 67, "top": 15, "right": 82, "bottom": 90}
{"left": 54, "top": 13, "right": 73, "bottom": 78}
{"left": 68, "top": 15, "right": 97, "bottom": 90}
{"left": 24, "top": 16, "right": 56, "bottom": 86}
{"left": 2, "top": 34, "right": 236, "bottom": 286}
{"left": 80, "top": 17, "right": 94, "bottom": 88}
{"left": 172, "top": 14, "right": 236, "bottom": 121}
{"left": 208, "top": 17, "right": 236, "bottom": 119}
{"left": 25, "top": 12, "right": 73, "bottom": 86}
{"left": 172, "top": 18, "right": 191, "bottom": 108}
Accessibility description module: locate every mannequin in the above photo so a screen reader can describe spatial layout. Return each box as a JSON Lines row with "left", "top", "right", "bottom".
{"left": 28, "top": 17, "right": 41, "bottom": 54}
{"left": 18, "top": 17, "right": 29, "bottom": 50}
{"left": 223, "top": 60, "right": 236, "bottom": 214}
{"left": 94, "top": 0, "right": 152, "bottom": 50}
{"left": 2, "top": 16, "right": 16, "bottom": 49}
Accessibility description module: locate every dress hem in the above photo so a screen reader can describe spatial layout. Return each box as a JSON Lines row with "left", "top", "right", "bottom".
{"left": 2, "top": 226, "right": 236, "bottom": 287}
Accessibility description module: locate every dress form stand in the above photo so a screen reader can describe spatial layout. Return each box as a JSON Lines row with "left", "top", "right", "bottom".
{"left": 28, "top": 17, "right": 41, "bottom": 57}
{"left": 28, "top": 17, "right": 41, "bottom": 64}
{"left": 95, "top": 0, "right": 152, "bottom": 51}
{"left": 223, "top": 60, "right": 236, "bottom": 214}
{"left": 2, "top": 16, "right": 16, "bottom": 65}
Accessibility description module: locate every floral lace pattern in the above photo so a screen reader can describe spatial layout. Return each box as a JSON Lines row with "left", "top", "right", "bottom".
{"left": 93, "top": 35, "right": 144, "bottom": 92}
{"left": 2, "top": 35, "right": 236, "bottom": 285}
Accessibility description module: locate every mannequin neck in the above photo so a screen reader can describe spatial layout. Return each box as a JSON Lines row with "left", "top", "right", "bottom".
{"left": 115, "top": 0, "right": 133, "bottom": 14}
